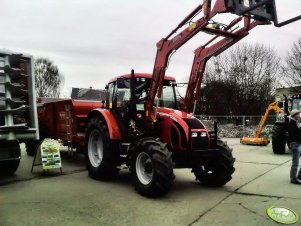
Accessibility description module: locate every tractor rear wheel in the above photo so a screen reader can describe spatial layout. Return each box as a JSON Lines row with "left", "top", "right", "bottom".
{"left": 85, "top": 117, "right": 119, "bottom": 180}
{"left": 130, "top": 138, "right": 174, "bottom": 197}
{"left": 0, "top": 141, "right": 21, "bottom": 176}
{"left": 271, "top": 123, "right": 286, "bottom": 154}
{"left": 192, "top": 140, "right": 235, "bottom": 187}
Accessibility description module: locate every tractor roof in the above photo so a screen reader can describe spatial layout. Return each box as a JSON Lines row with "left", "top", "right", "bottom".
{"left": 292, "top": 93, "right": 301, "bottom": 99}
{"left": 109, "top": 73, "right": 176, "bottom": 83}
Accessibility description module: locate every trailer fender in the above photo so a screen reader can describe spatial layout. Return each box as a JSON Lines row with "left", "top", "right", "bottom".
{"left": 87, "top": 109, "right": 122, "bottom": 140}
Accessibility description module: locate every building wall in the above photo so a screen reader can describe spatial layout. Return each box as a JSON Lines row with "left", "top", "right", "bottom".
{"left": 275, "top": 86, "right": 301, "bottom": 101}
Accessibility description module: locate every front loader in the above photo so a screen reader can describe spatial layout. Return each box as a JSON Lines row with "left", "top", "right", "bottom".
{"left": 84, "top": 0, "right": 301, "bottom": 197}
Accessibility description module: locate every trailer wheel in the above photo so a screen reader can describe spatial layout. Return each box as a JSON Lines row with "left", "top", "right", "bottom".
{"left": 192, "top": 140, "right": 235, "bottom": 187}
{"left": 85, "top": 117, "right": 118, "bottom": 180}
{"left": 0, "top": 141, "right": 21, "bottom": 176}
{"left": 25, "top": 124, "right": 48, "bottom": 156}
{"left": 130, "top": 138, "right": 174, "bottom": 197}
{"left": 25, "top": 140, "right": 40, "bottom": 156}
{"left": 271, "top": 123, "right": 286, "bottom": 154}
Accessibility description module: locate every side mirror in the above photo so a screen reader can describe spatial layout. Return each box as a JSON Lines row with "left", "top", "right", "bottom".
{"left": 105, "top": 84, "right": 108, "bottom": 90}
{"left": 101, "top": 100, "right": 106, "bottom": 108}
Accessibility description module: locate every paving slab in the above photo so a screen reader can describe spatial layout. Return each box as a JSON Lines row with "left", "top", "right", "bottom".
{"left": 0, "top": 170, "right": 232, "bottom": 226}
{"left": 223, "top": 161, "right": 277, "bottom": 192}
{"left": 194, "top": 193, "right": 301, "bottom": 226}
{"left": 224, "top": 138, "right": 292, "bottom": 165}
{"left": 238, "top": 163, "right": 301, "bottom": 199}
{"left": 0, "top": 144, "right": 86, "bottom": 185}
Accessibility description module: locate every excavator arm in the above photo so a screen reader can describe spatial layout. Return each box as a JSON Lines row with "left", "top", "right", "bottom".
{"left": 254, "top": 101, "right": 283, "bottom": 138}
{"left": 240, "top": 101, "right": 284, "bottom": 146}
{"left": 145, "top": 0, "right": 301, "bottom": 124}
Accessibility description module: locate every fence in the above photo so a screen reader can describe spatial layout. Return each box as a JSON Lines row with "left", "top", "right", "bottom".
{"left": 195, "top": 115, "right": 277, "bottom": 138}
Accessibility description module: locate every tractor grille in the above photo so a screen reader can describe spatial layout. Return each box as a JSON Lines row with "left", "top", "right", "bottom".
{"left": 191, "top": 134, "right": 209, "bottom": 150}
{"left": 184, "top": 118, "right": 209, "bottom": 150}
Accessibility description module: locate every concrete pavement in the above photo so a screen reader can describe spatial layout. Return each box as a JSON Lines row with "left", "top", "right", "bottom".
{"left": 0, "top": 138, "right": 300, "bottom": 226}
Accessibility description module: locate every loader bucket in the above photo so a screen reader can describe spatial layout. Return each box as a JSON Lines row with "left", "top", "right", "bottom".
{"left": 227, "top": 0, "right": 301, "bottom": 27}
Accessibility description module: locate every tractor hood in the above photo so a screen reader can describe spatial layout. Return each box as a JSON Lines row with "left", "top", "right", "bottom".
{"left": 157, "top": 107, "right": 196, "bottom": 121}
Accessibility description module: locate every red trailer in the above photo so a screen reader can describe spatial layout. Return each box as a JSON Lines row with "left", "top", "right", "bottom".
{"left": 25, "top": 97, "right": 103, "bottom": 155}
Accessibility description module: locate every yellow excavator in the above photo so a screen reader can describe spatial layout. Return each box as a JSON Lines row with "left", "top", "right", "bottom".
{"left": 240, "top": 101, "right": 284, "bottom": 146}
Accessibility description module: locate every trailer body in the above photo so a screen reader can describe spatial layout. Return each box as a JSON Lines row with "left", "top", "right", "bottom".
{"left": 36, "top": 98, "right": 103, "bottom": 150}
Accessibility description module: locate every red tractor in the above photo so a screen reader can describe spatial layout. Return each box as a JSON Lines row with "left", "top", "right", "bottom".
{"left": 33, "top": 0, "right": 301, "bottom": 197}
{"left": 85, "top": 72, "right": 234, "bottom": 197}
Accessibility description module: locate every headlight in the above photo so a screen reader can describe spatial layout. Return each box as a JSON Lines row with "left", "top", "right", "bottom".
{"left": 200, "top": 132, "right": 207, "bottom": 137}
{"left": 192, "top": 132, "right": 198, "bottom": 138}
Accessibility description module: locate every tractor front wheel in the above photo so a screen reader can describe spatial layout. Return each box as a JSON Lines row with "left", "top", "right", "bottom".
{"left": 0, "top": 141, "right": 21, "bottom": 176}
{"left": 192, "top": 140, "right": 235, "bottom": 187}
{"left": 130, "top": 138, "right": 174, "bottom": 197}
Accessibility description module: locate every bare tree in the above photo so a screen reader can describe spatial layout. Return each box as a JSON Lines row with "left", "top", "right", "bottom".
{"left": 282, "top": 37, "right": 301, "bottom": 86}
{"left": 197, "top": 80, "right": 235, "bottom": 116}
{"left": 34, "top": 58, "right": 64, "bottom": 97}
{"left": 198, "top": 42, "right": 281, "bottom": 116}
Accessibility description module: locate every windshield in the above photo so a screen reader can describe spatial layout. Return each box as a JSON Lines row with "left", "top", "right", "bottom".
{"left": 292, "top": 98, "right": 301, "bottom": 110}
{"left": 157, "top": 81, "right": 177, "bottom": 108}
{"left": 113, "top": 77, "right": 177, "bottom": 109}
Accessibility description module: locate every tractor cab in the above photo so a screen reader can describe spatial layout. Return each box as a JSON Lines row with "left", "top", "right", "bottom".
{"left": 105, "top": 72, "right": 178, "bottom": 139}
{"left": 291, "top": 94, "right": 301, "bottom": 111}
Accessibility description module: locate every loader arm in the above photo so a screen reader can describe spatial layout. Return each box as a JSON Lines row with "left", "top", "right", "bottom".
{"left": 146, "top": 1, "right": 227, "bottom": 121}
{"left": 145, "top": 0, "right": 301, "bottom": 124}
{"left": 183, "top": 16, "right": 261, "bottom": 112}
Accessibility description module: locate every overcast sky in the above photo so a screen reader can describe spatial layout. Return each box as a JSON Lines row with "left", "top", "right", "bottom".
{"left": 1, "top": 0, "right": 300, "bottom": 96}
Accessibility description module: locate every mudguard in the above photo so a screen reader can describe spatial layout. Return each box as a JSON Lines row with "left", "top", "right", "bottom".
{"left": 87, "top": 109, "right": 122, "bottom": 140}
